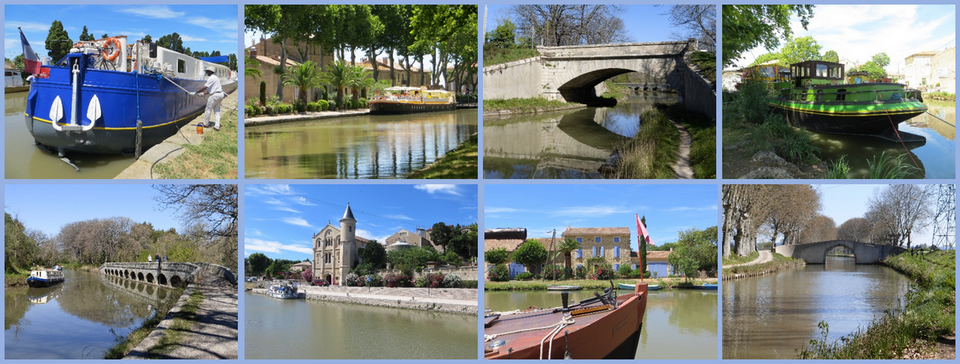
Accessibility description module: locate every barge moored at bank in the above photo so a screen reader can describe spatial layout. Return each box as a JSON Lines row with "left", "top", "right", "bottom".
{"left": 369, "top": 86, "right": 456, "bottom": 115}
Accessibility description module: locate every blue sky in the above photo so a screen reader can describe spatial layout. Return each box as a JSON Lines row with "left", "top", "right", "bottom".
{"left": 484, "top": 5, "right": 684, "bottom": 45}
{"left": 244, "top": 184, "right": 478, "bottom": 262}
{"left": 819, "top": 184, "right": 939, "bottom": 246}
{"left": 4, "top": 184, "right": 182, "bottom": 238}
{"left": 5, "top": 5, "right": 238, "bottom": 61}
{"left": 732, "top": 5, "right": 956, "bottom": 73}
{"left": 484, "top": 184, "right": 718, "bottom": 249}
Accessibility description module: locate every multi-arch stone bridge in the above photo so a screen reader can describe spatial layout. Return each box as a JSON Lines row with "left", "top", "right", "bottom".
{"left": 483, "top": 39, "right": 715, "bottom": 117}
{"left": 775, "top": 240, "right": 907, "bottom": 264}
{"left": 99, "top": 262, "right": 237, "bottom": 288}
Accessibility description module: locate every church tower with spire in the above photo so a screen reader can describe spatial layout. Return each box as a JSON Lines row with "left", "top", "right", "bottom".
{"left": 338, "top": 203, "right": 357, "bottom": 285}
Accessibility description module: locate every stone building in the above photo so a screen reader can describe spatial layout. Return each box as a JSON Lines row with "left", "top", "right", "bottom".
{"left": 383, "top": 228, "right": 437, "bottom": 251}
{"left": 563, "top": 227, "right": 633, "bottom": 272}
{"left": 903, "top": 48, "right": 956, "bottom": 92}
{"left": 312, "top": 204, "right": 368, "bottom": 285}
{"left": 290, "top": 261, "right": 312, "bottom": 273}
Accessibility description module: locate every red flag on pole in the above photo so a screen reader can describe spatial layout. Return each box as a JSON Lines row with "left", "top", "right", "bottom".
{"left": 636, "top": 214, "right": 653, "bottom": 245}
{"left": 19, "top": 27, "right": 42, "bottom": 75}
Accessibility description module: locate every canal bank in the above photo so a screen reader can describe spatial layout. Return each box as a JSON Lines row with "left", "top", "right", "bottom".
{"left": 122, "top": 270, "right": 238, "bottom": 359}
{"left": 244, "top": 109, "right": 371, "bottom": 126}
{"left": 249, "top": 284, "right": 477, "bottom": 315}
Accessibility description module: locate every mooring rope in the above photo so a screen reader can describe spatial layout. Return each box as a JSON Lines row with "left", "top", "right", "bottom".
{"left": 484, "top": 315, "right": 575, "bottom": 343}
{"left": 924, "top": 110, "right": 955, "bottom": 127}
{"left": 877, "top": 90, "right": 921, "bottom": 170}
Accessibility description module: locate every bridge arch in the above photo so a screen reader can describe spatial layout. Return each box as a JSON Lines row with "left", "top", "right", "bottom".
{"left": 158, "top": 274, "right": 168, "bottom": 286}
{"left": 137, "top": 272, "right": 144, "bottom": 281}
{"left": 775, "top": 240, "right": 906, "bottom": 264}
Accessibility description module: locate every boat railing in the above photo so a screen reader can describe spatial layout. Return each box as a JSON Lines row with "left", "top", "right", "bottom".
{"left": 778, "top": 85, "right": 918, "bottom": 102}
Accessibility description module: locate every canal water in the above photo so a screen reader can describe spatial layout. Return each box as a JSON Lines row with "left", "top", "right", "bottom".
{"left": 484, "top": 287, "right": 718, "bottom": 359}
{"left": 722, "top": 256, "right": 911, "bottom": 359}
{"left": 483, "top": 93, "right": 678, "bottom": 179}
{"left": 245, "top": 109, "right": 477, "bottom": 179}
{"left": 4, "top": 92, "right": 136, "bottom": 179}
{"left": 5, "top": 269, "right": 175, "bottom": 359}
{"left": 808, "top": 99, "right": 955, "bottom": 179}
{"left": 243, "top": 291, "right": 477, "bottom": 359}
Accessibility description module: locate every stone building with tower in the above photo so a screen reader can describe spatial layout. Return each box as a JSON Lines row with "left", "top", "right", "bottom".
{"left": 312, "top": 204, "right": 368, "bottom": 285}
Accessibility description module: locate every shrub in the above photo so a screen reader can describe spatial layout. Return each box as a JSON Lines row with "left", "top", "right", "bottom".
{"left": 443, "top": 273, "right": 462, "bottom": 288}
{"left": 318, "top": 99, "right": 329, "bottom": 111}
{"left": 384, "top": 273, "right": 398, "bottom": 287}
{"left": 594, "top": 264, "right": 614, "bottom": 280}
{"left": 444, "top": 251, "right": 462, "bottom": 267}
{"left": 292, "top": 99, "right": 306, "bottom": 113}
{"left": 542, "top": 264, "right": 565, "bottom": 280}
{"left": 397, "top": 273, "right": 413, "bottom": 287}
{"left": 366, "top": 274, "right": 383, "bottom": 287}
{"left": 359, "top": 97, "right": 368, "bottom": 108}
{"left": 489, "top": 264, "right": 510, "bottom": 282}
{"left": 259, "top": 81, "right": 266, "bottom": 106}
{"left": 427, "top": 273, "right": 445, "bottom": 288}
{"left": 415, "top": 276, "right": 428, "bottom": 287}
{"left": 461, "top": 280, "right": 478, "bottom": 289}
{"left": 516, "top": 272, "right": 535, "bottom": 281}
{"left": 265, "top": 105, "right": 277, "bottom": 115}
{"left": 575, "top": 266, "right": 587, "bottom": 279}
{"left": 345, "top": 273, "right": 359, "bottom": 287}
{"left": 618, "top": 265, "right": 633, "bottom": 278}
{"left": 485, "top": 248, "right": 510, "bottom": 265}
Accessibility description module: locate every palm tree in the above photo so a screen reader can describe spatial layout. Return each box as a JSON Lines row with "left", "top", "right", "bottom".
{"left": 281, "top": 60, "right": 323, "bottom": 109}
{"left": 346, "top": 65, "right": 375, "bottom": 103}
{"left": 555, "top": 238, "right": 581, "bottom": 272}
{"left": 321, "top": 60, "right": 351, "bottom": 110}
{"left": 244, "top": 54, "right": 262, "bottom": 80}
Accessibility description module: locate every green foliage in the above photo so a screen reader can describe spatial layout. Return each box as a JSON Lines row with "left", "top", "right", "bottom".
{"left": 590, "top": 263, "right": 614, "bottom": 280}
{"left": 749, "top": 52, "right": 783, "bottom": 67}
{"left": 689, "top": 51, "right": 717, "bottom": 84}
{"left": 515, "top": 272, "right": 534, "bottom": 281}
{"left": 823, "top": 50, "right": 839, "bottom": 63}
{"left": 485, "top": 19, "right": 518, "bottom": 48}
{"left": 156, "top": 33, "right": 185, "bottom": 53}
{"left": 779, "top": 36, "right": 822, "bottom": 65}
{"left": 366, "top": 274, "right": 384, "bottom": 287}
{"left": 443, "top": 250, "right": 462, "bottom": 267}
{"left": 721, "top": 5, "right": 815, "bottom": 66}
{"left": 867, "top": 151, "right": 920, "bottom": 179}
{"left": 732, "top": 77, "right": 772, "bottom": 124}
{"left": 5, "top": 213, "right": 41, "bottom": 272}
{"left": 282, "top": 60, "right": 323, "bottom": 106}
{"left": 442, "top": 273, "right": 461, "bottom": 288}
{"left": 667, "top": 226, "right": 718, "bottom": 280}
{"left": 488, "top": 264, "right": 510, "bottom": 282}
{"left": 318, "top": 99, "right": 329, "bottom": 111}
{"left": 259, "top": 81, "right": 267, "bottom": 106}
{"left": 618, "top": 264, "right": 633, "bottom": 278}
{"left": 512, "top": 239, "right": 548, "bottom": 273}
{"left": 387, "top": 246, "right": 439, "bottom": 275}
{"left": 542, "top": 264, "right": 565, "bottom": 280}
{"left": 415, "top": 276, "right": 429, "bottom": 287}
{"left": 45, "top": 20, "right": 72, "bottom": 64}
{"left": 359, "top": 241, "right": 387, "bottom": 269}
{"left": 825, "top": 156, "right": 851, "bottom": 179}
{"left": 575, "top": 265, "right": 587, "bottom": 279}
{"left": 484, "top": 247, "right": 510, "bottom": 265}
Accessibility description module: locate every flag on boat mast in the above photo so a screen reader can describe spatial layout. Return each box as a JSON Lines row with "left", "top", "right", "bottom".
{"left": 636, "top": 214, "right": 653, "bottom": 246}
{"left": 18, "top": 27, "right": 42, "bottom": 75}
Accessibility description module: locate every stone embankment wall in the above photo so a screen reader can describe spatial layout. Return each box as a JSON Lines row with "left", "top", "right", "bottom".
{"left": 482, "top": 57, "right": 542, "bottom": 100}
{"left": 377, "top": 266, "right": 479, "bottom": 281}
{"left": 681, "top": 54, "right": 716, "bottom": 120}
{"left": 253, "top": 285, "right": 478, "bottom": 315}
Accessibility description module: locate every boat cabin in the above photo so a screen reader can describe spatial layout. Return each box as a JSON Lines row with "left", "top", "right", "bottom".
{"left": 789, "top": 60, "right": 844, "bottom": 87}
{"left": 742, "top": 63, "right": 791, "bottom": 83}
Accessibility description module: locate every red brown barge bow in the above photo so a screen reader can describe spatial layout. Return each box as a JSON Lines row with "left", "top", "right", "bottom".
{"left": 484, "top": 282, "right": 648, "bottom": 359}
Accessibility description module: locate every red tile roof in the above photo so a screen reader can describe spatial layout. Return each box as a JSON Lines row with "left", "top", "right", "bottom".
{"left": 484, "top": 239, "right": 525, "bottom": 252}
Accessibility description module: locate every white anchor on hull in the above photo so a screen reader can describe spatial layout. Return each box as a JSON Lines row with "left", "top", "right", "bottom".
{"left": 49, "top": 95, "right": 64, "bottom": 131}
{"left": 84, "top": 94, "right": 101, "bottom": 132}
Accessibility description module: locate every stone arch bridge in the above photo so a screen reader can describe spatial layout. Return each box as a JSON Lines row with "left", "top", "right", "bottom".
{"left": 483, "top": 39, "right": 715, "bottom": 117}
{"left": 99, "top": 262, "right": 237, "bottom": 288}
{"left": 775, "top": 240, "right": 907, "bottom": 264}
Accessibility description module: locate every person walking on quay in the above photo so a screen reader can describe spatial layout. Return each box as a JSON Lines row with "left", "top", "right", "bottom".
{"left": 194, "top": 67, "right": 225, "bottom": 131}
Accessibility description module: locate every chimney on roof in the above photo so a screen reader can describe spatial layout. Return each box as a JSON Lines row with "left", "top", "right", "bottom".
{"left": 250, "top": 47, "right": 257, "bottom": 58}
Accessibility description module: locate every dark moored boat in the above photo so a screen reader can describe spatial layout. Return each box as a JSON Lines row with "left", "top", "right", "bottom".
{"left": 766, "top": 60, "right": 927, "bottom": 142}
{"left": 484, "top": 282, "right": 648, "bottom": 359}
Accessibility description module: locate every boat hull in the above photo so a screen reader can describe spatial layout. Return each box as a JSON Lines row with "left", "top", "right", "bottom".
{"left": 26, "top": 276, "right": 64, "bottom": 288}
{"left": 768, "top": 99, "right": 927, "bottom": 142}
{"left": 485, "top": 283, "right": 648, "bottom": 359}
{"left": 369, "top": 100, "right": 456, "bottom": 115}
{"left": 24, "top": 65, "right": 237, "bottom": 154}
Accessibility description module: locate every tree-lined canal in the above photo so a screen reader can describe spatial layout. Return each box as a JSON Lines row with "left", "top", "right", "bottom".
{"left": 483, "top": 93, "right": 678, "bottom": 179}
{"left": 244, "top": 109, "right": 477, "bottom": 179}
{"left": 722, "top": 256, "right": 911, "bottom": 359}
{"left": 484, "top": 287, "right": 717, "bottom": 359}
{"left": 5, "top": 269, "right": 175, "bottom": 359}
{"left": 243, "top": 291, "right": 476, "bottom": 359}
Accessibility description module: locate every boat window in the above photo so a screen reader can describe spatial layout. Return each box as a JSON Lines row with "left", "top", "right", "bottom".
{"left": 177, "top": 59, "right": 185, "bottom": 73}
{"left": 837, "top": 89, "right": 846, "bottom": 101}
{"left": 816, "top": 64, "right": 828, "bottom": 77}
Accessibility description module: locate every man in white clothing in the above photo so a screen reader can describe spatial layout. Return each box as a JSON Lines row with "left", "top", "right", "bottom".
{"left": 194, "top": 67, "right": 225, "bottom": 131}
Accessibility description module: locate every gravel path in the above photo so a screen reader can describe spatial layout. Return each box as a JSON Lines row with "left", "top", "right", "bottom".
{"left": 724, "top": 250, "right": 774, "bottom": 268}
{"left": 669, "top": 117, "right": 694, "bottom": 179}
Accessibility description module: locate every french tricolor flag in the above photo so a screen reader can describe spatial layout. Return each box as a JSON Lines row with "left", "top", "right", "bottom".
{"left": 19, "top": 27, "right": 42, "bottom": 75}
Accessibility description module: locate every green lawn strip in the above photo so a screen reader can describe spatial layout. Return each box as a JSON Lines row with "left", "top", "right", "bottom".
{"left": 663, "top": 104, "right": 716, "bottom": 179}
{"left": 407, "top": 134, "right": 478, "bottom": 179}
{"left": 146, "top": 288, "right": 205, "bottom": 357}
{"left": 689, "top": 51, "right": 716, "bottom": 84}
{"left": 485, "top": 277, "right": 713, "bottom": 291}
{"left": 799, "top": 251, "right": 955, "bottom": 359}
{"left": 722, "top": 252, "right": 804, "bottom": 276}
{"left": 722, "top": 251, "right": 759, "bottom": 266}
{"left": 484, "top": 97, "right": 578, "bottom": 114}
{"left": 483, "top": 48, "right": 540, "bottom": 67}
{"left": 614, "top": 107, "right": 679, "bottom": 179}
{"left": 103, "top": 288, "right": 185, "bottom": 359}
{"left": 154, "top": 112, "right": 239, "bottom": 179}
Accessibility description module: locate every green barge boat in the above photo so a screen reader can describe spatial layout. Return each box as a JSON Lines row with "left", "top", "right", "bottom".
{"left": 767, "top": 60, "right": 927, "bottom": 142}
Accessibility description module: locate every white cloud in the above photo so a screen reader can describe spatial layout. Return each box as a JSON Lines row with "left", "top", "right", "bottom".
{"left": 485, "top": 207, "right": 519, "bottom": 213}
{"left": 383, "top": 214, "right": 414, "bottom": 221}
{"left": 414, "top": 184, "right": 460, "bottom": 196}
{"left": 293, "top": 196, "right": 316, "bottom": 206}
{"left": 248, "top": 185, "right": 292, "bottom": 196}
{"left": 118, "top": 6, "right": 185, "bottom": 19}
{"left": 245, "top": 237, "right": 313, "bottom": 255}
{"left": 273, "top": 206, "right": 300, "bottom": 214}
{"left": 185, "top": 16, "right": 237, "bottom": 32}
{"left": 357, "top": 229, "right": 390, "bottom": 243}
{"left": 179, "top": 34, "right": 207, "bottom": 42}
{"left": 6, "top": 21, "right": 51, "bottom": 32}
{"left": 283, "top": 217, "right": 314, "bottom": 229}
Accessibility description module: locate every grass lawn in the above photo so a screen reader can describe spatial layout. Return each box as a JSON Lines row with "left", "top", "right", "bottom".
{"left": 407, "top": 133, "right": 478, "bottom": 179}
{"left": 154, "top": 110, "right": 239, "bottom": 179}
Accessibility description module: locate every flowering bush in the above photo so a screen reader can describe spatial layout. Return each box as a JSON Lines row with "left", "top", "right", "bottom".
{"left": 489, "top": 264, "right": 510, "bottom": 282}
{"left": 575, "top": 266, "right": 587, "bottom": 279}
{"left": 345, "top": 273, "right": 360, "bottom": 286}
{"left": 542, "top": 264, "right": 565, "bottom": 280}
{"left": 384, "top": 273, "right": 398, "bottom": 287}
{"left": 397, "top": 273, "right": 413, "bottom": 287}
{"left": 366, "top": 274, "right": 383, "bottom": 287}
{"left": 415, "top": 276, "right": 429, "bottom": 287}
{"left": 427, "top": 273, "right": 445, "bottom": 288}
{"left": 443, "top": 273, "right": 461, "bottom": 288}
{"left": 594, "top": 264, "right": 614, "bottom": 280}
